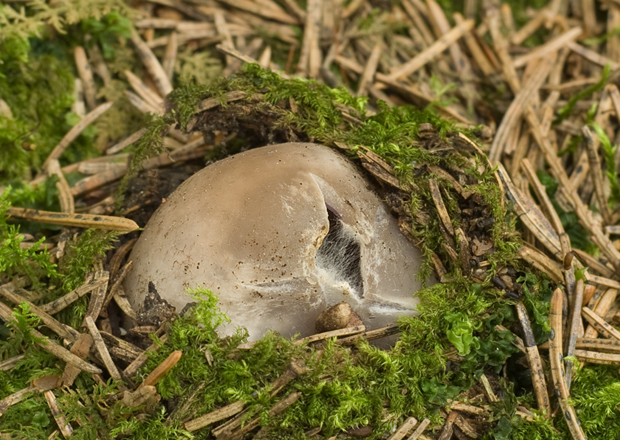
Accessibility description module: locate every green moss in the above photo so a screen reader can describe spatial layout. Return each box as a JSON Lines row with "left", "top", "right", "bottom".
{"left": 0, "top": 36, "right": 77, "bottom": 181}
{"left": 0, "top": 188, "right": 59, "bottom": 286}
{"left": 568, "top": 365, "right": 620, "bottom": 440}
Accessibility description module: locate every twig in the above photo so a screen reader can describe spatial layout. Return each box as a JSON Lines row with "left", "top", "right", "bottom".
{"left": 488, "top": 57, "right": 554, "bottom": 164}
{"left": 386, "top": 19, "right": 474, "bottom": 80}
{"left": 582, "top": 125, "right": 612, "bottom": 224}
{"left": 549, "top": 289, "right": 586, "bottom": 440}
{"left": 74, "top": 46, "right": 97, "bottom": 111}
{"left": 82, "top": 270, "right": 110, "bottom": 327}
{"left": 47, "top": 159, "right": 74, "bottom": 214}
{"left": 295, "top": 325, "right": 365, "bottom": 345}
{"left": 582, "top": 306, "right": 620, "bottom": 342}
{"left": 85, "top": 316, "right": 125, "bottom": 388}
{"left": 44, "top": 390, "right": 73, "bottom": 438}
{"left": 513, "top": 27, "right": 582, "bottom": 68}
{"left": 407, "top": 418, "right": 431, "bottom": 440}
{"left": 357, "top": 41, "right": 382, "bottom": 97}
{"left": 565, "top": 279, "right": 584, "bottom": 387}
{"left": 40, "top": 273, "right": 107, "bottom": 315}
{"left": 124, "top": 334, "right": 169, "bottom": 378}
{"left": 130, "top": 29, "right": 173, "bottom": 97}
{"left": 139, "top": 350, "right": 182, "bottom": 388}
{"left": 229, "top": 392, "right": 301, "bottom": 439}
{"left": 184, "top": 400, "right": 245, "bottom": 432}
{"left": 0, "top": 354, "right": 25, "bottom": 371}
{"left": 437, "top": 410, "right": 458, "bottom": 440}
{"left": 515, "top": 302, "right": 551, "bottom": 413}
{"left": 60, "top": 333, "right": 94, "bottom": 387}
{"left": 574, "top": 349, "right": 620, "bottom": 365}
{"left": 388, "top": 417, "right": 418, "bottom": 440}
{"left": 41, "top": 102, "right": 114, "bottom": 171}
{"left": 567, "top": 41, "right": 620, "bottom": 69}
{"left": 0, "top": 286, "right": 79, "bottom": 343}
{"left": 0, "top": 301, "right": 102, "bottom": 375}
{"left": 0, "top": 387, "right": 34, "bottom": 417}
{"left": 162, "top": 31, "right": 178, "bottom": 81}
{"left": 584, "top": 288, "right": 618, "bottom": 338}
{"left": 6, "top": 207, "right": 138, "bottom": 232}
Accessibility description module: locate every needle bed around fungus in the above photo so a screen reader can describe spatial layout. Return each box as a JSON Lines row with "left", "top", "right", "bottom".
{"left": 124, "top": 142, "right": 429, "bottom": 340}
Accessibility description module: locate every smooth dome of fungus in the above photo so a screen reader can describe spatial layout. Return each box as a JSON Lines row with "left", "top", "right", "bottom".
{"left": 124, "top": 143, "right": 426, "bottom": 339}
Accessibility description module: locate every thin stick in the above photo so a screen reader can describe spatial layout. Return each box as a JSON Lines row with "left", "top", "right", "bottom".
{"left": 388, "top": 417, "right": 418, "bottom": 440}
{"left": 214, "top": 11, "right": 236, "bottom": 68}
{"left": 407, "top": 418, "right": 430, "bottom": 440}
{"left": 124, "top": 334, "right": 169, "bottom": 378}
{"left": 567, "top": 41, "right": 620, "bottom": 69}
{"left": 429, "top": 179, "right": 454, "bottom": 236}
{"left": 573, "top": 248, "right": 616, "bottom": 279}
{"left": 0, "top": 387, "right": 34, "bottom": 417}
{"left": 337, "top": 325, "right": 400, "bottom": 345}
{"left": 525, "top": 108, "right": 620, "bottom": 272}
{"left": 139, "top": 350, "right": 182, "bottom": 388}
{"left": 515, "top": 302, "right": 551, "bottom": 413}
{"left": 582, "top": 307, "right": 620, "bottom": 342}
{"left": 231, "top": 392, "right": 302, "bottom": 438}
{"left": 60, "top": 333, "right": 94, "bottom": 387}
{"left": 583, "top": 273, "right": 620, "bottom": 290}
{"left": 357, "top": 41, "right": 382, "bottom": 97}
{"left": 47, "top": 159, "right": 74, "bottom": 214}
{"left": 386, "top": 19, "right": 474, "bottom": 80}
{"left": 184, "top": 400, "right": 245, "bottom": 432}
{"left": 0, "top": 286, "right": 79, "bottom": 343}
{"left": 518, "top": 245, "right": 563, "bottom": 284}
{"left": 426, "top": 0, "right": 472, "bottom": 76}
{"left": 0, "top": 354, "right": 25, "bottom": 371}
{"left": 488, "top": 57, "right": 554, "bottom": 164}
{"left": 130, "top": 29, "right": 173, "bottom": 97}
{"left": 42, "top": 102, "right": 114, "bottom": 170}
{"left": 82, "top": 271, "right": 110, "bottom": 328}
{"left": 44, "top": 391, "right": 73, "bottom": 438}
{"left": 454, "top": 13, "right": 496, "bottom": 76}
{"left": 74, "top": 46, "right": 97, "bottom": 111}
{"left": 40, "top": 274, "right": 106, "bottom": 315}
{"left": 582, "top": 125, "right": 612, "bottom": 224}
{"left": 574, "top": 350, "right": 620, "bottom": 365}
{"left": 584, "top": 288, "right": 618, "bottom": 338}
{"left": 565, "top": 279, "right": 584, "bottom": 387}
{"left": 549, "top": 289, "right": 587, "bottom": 440}
{"left": 295, "top": 325, "right": 365, "bottom": 345}
{"left": 297, "top": 0, "right": 322, "bottom": 78}
{"left": 485, "top": 5, "right": 520, "bottom": 93}
{"left": 6, "top": 207, "right": 139, "bottom": 232}
{"left": 112, "top": 286, "right": 138, "bottom": 321}
{"left": 218, "top": 0, "right": 297, "bottom": 25}
{"left": 437, "top": 410, "right": 458, "bottom": 440}
{"left": 125, "top": 70, "right": 164, "bottom": 110}
{"left": 513, "top": 27, "right": 582, "bottom": 68}
{"left": 511, "top": 10, "right": 546, "bottom": 45}
{"left": 163, "top": 31, "right": 178, "bottom": 81}
{"left": 84, "top": 316, "right": 125, "bottom": 387}
{"left": 0, "top": 301, "right": 101, "bottom": 374}
{"left": 103, "top": 261, "right": 133, "bottom": 308}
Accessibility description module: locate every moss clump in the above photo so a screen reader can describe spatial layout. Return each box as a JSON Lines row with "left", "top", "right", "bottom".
{"left": 0, "top": 188, "right": 59, "bottom": 287}
{"left": 108, "top": 64, "right": 562, "bottom": 439}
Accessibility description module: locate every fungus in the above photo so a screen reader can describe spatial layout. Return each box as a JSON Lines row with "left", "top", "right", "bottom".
{"left": 124, "top": 143, "right": 429, "bottom": 340}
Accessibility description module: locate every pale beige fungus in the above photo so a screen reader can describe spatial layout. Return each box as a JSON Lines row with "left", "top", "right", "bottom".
{"left": 124, "top": 142, "right": 427, "bottom": 339}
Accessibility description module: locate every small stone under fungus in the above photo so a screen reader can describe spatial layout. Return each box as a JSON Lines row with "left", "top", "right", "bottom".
{"left": 124, "top": 143, "right": 428, "bottom": 340}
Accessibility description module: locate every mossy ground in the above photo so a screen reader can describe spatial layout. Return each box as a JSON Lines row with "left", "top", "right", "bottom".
{"left": 1, "top": 1, "right": 620, "bottom": 440}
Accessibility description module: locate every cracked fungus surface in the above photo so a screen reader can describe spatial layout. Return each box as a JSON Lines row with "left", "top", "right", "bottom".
{"left": 124, "top": 143, "right": 427, "bottom": 339}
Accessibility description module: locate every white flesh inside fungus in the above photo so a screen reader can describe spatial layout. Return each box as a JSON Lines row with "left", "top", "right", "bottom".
{"left": 124, "top": 143, "right": 427, "bottom": 339}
